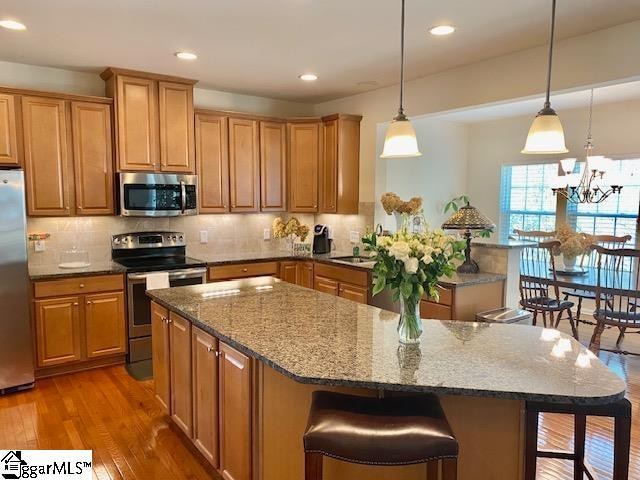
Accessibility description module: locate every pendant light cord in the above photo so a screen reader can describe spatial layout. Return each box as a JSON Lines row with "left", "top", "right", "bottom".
{"left": 544, "top": 0, "right": 557, "bottom": 108}
{"left": 396, "top": 0, "right": 407, "bottom": 120}
{"left": 585, "top": 88, "right": 594, "bottom": 151}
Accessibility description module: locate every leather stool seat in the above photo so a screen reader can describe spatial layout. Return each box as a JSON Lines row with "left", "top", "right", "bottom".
{"left": 304, "top": 391, "right": 458, "bottom": 465}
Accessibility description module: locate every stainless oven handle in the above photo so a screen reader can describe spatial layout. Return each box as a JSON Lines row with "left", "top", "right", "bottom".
{"left": 128, "top": 267, "right": 207, "bottom": 282}
{"left": 180, "top": 180, "right": 186, "bottom": 214}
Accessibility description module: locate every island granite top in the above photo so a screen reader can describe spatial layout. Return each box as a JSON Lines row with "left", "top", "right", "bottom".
{"left": 147, "top": 278, "right": 625, "bottom": 405}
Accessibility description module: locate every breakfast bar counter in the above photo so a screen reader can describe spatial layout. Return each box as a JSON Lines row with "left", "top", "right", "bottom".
{"left": 147, "top": 278, "right": 625, "bottom": 480}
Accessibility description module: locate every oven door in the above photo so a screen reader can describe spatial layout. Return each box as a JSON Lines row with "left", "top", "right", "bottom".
{"left": 120, "top": 172, "right": 198, "bottom": 217}
{"left": 126, "top": 267, "right": 207, "bottom": 362}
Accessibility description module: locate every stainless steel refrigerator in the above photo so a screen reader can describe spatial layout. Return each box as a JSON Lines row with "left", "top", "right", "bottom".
{"left": 0, "top": 170, "right": 34, "bottom": 393}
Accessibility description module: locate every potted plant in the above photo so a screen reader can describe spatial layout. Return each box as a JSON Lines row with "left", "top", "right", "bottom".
{"left": 362, "top": 218, "right": 465, "bottom": 344}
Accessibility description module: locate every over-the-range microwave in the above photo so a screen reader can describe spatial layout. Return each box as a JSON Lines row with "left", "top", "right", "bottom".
{"left": 119, "top": 173, "right": 198, "bottom": 217}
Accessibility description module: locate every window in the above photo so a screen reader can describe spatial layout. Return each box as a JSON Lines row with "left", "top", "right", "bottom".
{"left": 567, "top": 158, "right": 640, "bottom": 245}
{"left": 500, "top": 163, "right": 558, "bottom": 239}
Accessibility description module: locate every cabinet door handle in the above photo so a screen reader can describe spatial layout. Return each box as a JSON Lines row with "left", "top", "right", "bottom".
{"left": 86, "top": 301, "right": 92, "bottom": 305}
{"left": 79, "top": 283, "right": 85, "bottom": 288}
{"left": 73, "top": 302, "right": 79, "bottom": 306}
{"left": 167, "top": 318, "right": 173, "bottom": 324}
{"left": 242, "top": 268, "right": 248, "bottom": 273}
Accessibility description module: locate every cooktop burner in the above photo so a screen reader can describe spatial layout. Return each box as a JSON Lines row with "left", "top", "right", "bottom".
{"left": 111, "top": 231, "right": 205, "bottom": 273}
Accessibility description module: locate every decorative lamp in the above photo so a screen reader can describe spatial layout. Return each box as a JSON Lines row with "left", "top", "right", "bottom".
{"left": 442, "top": 202, "right": 496, "bottom": 274}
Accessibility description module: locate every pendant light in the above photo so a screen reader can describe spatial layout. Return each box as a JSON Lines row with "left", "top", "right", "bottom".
{"left": 380, "top": 0, "right": 421, "bottom": 158}
{"left": 522, "top": 0, "right": 568, "bottom": 154}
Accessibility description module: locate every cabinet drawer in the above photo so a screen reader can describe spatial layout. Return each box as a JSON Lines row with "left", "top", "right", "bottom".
{"left": 208, "top": 261, "right": 279, "bottom": 281}
{"left": 420, "top": 300, "right": 452, "bottom": 320}
{"left": 424, "top": 285, "right": 453, "bottom": 306}
{"left": 34, "top": 274, "right": 124, "bottom": 298}
{"left": 313, "top": 262, "right": 369, "bottom": 287}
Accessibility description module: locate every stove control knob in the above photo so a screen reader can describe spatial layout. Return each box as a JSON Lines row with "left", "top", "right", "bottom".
{"left": 113, "top": 238, "right": 120, "bottom": 244}
{"left": 178, "top": 235, "right": 184, "bottom": 242}
{"left": 172, "top": 235, "right": 177, "bottom": 241}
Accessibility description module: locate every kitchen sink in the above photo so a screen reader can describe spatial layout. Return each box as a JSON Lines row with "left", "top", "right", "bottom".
{"left": 332, "top": 256, "right": 375, "bottom": 264}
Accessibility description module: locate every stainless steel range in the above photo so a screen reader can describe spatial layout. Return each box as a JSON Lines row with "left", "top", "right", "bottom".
{"left": 112, "top": 232, "right": 206, "bottom": 367}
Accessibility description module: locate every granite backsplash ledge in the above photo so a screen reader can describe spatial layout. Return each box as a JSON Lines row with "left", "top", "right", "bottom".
{"left": 26, "top": 203, "right": 375, "bottom": 268}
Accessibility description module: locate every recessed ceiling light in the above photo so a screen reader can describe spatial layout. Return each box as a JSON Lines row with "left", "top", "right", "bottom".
{"left": 175, "top": 51, "right": 197, "bottom": 60}
{"left": 0, "top": 19, "right": 27, "bottom": 30}
{"left": 299, "top": 73, "right": 318, "bottom": 82}
{"left": 429, "top": 25, "right": 456, "bottom": 36}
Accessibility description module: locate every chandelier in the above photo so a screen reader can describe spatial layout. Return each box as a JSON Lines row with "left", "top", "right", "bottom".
{"left": 550, "top": 90, "right": 623, "bottom": 204}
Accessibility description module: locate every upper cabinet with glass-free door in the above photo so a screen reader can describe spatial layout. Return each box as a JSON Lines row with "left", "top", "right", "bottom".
{"left": 101, "top": 68, "right": 196, "bottom": 174}
{"left": 0, "top": 93, "right": 20, "bottom": 167}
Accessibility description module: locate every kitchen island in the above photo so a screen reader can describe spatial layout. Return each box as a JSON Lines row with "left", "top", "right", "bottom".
{"left": 147, "top": 277, "right": 625, "bottom": 480}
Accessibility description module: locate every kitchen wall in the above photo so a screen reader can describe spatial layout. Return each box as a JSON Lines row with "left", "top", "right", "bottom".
{"left": 378, "top": 117, "right": 469, "bottom": 231}
{"left": 466, "top": 98, "right": 640, "bottom": 239}
{"left": 0, "top": 60, "right": 314, "bottom": 118}
{"left": 314, "top": 20, "right": 640, "bottom": 203}
{"left": 26, "top": 205, "right": 375, "bottom": 267}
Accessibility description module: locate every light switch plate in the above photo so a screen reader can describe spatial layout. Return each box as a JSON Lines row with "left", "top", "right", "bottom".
{"left": 349, "top": 231, "right": 360, "bottom": 243}
{"left": 199, "top": 230, "right": 208, "bottom": 244}
{"left": 34, "top": 239, "right": 46, "bottom": 252}
{"left": 263, "top": 228, "right": 271, "bottom": 240}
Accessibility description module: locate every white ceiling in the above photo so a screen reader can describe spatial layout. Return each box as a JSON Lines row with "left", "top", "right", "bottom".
{"left": 0, "top": 0, "right": 639, "bottom": 103}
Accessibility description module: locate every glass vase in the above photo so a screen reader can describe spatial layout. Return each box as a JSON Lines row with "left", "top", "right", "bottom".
{"left": 398, "top": 296, "right": 423, "bottom": 344}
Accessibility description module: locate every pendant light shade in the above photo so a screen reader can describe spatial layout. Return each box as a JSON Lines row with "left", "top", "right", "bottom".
{"left": 381, "top": 0, "right": 421, "bottom": 159}
{"left": 381, "top": 117, "right": 421, "bottom": 158}
{"left": 522, "top": 0, "right": 568, "bottom": 155}
{"left": 521, "top": 106, "right": 568, "bottom": 154}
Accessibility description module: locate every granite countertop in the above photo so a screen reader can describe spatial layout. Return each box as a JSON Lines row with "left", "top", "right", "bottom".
{"left": 147, "top": 279, "right": 625, "bottom": 405}
{"left": 28, "top": 250, "right": 506, "bottom": 288}
{"left": 472, "top": 239, "right": 536, "bottom": 249}
{"left": 29, "top": 261, "right": 126, "bottom": 280}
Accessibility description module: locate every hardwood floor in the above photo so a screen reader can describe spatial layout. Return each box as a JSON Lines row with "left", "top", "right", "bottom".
{"left": 0, "top": 366, "right": 220, "bottom": 480}
{"left": 0, "top": 346, "right": 637, "bottom": 479}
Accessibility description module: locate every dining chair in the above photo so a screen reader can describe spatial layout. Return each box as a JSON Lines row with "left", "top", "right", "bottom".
{"left": 519, "top": 240, "right": 578, "bottom": 338}
{"left": 513, "top": 229, "right": 557, "bottom": 242}
{"left": 563, "top": 234, "right": 632, "bottom": 336}
{"left": 589, "top": 245, "right": 640, "bottom": 355}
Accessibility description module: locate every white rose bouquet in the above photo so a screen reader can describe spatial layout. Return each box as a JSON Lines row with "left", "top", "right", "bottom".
{"left": 362, "top": 219, "right": 465, "bottom": 343}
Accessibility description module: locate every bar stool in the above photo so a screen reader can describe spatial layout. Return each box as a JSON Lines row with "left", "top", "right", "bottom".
{"left": 525, "top": 398, "right": 631, "bottom": 479}
{"left": 303, "top": 391, "right": 459, "bottom": 479}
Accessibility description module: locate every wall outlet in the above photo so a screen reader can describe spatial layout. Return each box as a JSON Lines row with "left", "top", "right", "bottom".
{"left": 263, "top": 228, "right": 271, "bottom": 240}
{"left": 34, "top": 239, "right": 46, "bottom": 252}
{"left": 199, "top": 230, "right": 208, "bottom": 244}
{"left": 349, "top": 231, "right": 360, "bottom": 244}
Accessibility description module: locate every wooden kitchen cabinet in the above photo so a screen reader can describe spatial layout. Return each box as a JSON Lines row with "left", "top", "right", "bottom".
{"left": 419, "top": 281, "right": 505, "bottom": 321}
{"left": 288, "top": 121, "right": 321, "bottom": 212}
{"left": 151, "top": 301, "right": 171, "bottom": 414}
{"left": 34, "top": 296, "right": 82, "bottom": 367}
{"left": 84, "top": 292, "right": 126, "bottom": 358}
{"left": 208, "top": 261, "right": 279, "bottom": 282}
{"left": 296, "top": 261, "right": 314, "bottom": 289}
{"left": 196, "top": 113, "right": 229, "bottom": 213}
{"left": 320, "top": 114, "right": 361, "bottom": 214}
{"left": 279, "top": 261, "right": 298, "bottom": 284}
{"left": 169, "top": 312, "right": 193, "bottom": 438}
{"left": 102, "top": 68, "right": 197, "bottom": 173}
{"left": 32, "top": 274, "right": 127, "bottom": 377}
{"left": 71, "top": 101, "right": 115, "bottom": 215}
{"left": 219, "top": 341, "right": 252, "bottom": 480}
{"left": 192, "top": 327, "right": 220, "bottom": 467}
{"left": 229, "top": 117, "right": 260, "bottom": 212}
{"left": 110, "top": 74, "right": 158, "bottom": 171}
{"left": 259, "top": 121, "right": 286, "bottom": 212}
{"left": 339, "top": 283, "right": 368, "bottom": 304}
{"left": 21, "top": 96, "right": 71, "bottom": 216}
{"left": 0, "top": 93, "right": 19, "bottom": 166}
{"left": 314, "top": 276, "right": 339, "bottom": 296}
{"left": 159, "top": 81, "right": 195, "bottom": 173}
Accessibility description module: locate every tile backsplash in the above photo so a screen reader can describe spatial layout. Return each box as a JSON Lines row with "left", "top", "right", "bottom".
{"left": 26, "top": 203, "right": 374, "bottom": 267}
